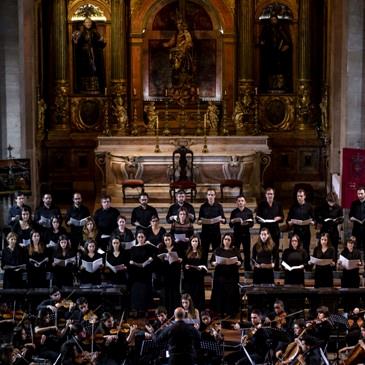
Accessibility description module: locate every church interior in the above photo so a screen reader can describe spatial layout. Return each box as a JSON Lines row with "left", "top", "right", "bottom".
{"left": 0, "top": 0, "right": 365, "bottom": 363}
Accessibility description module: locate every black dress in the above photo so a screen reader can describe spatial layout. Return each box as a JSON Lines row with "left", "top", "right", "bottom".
{"left": 252, "top": 244, "right": 274, "bottom": 285}
{"left": 79, "top": 252, "right": 104, "bottom": 285}
{"left": 312, "top": 246, "right": 335, "bottom": 288}
{"left": 170, "top": 222, "right": 194, "bottom": 252}
{"left": 145, "top": 227, "right": 166, "bottom": 247}
{"left": 104, "top": 250, "right": 129, "bottom": 285}
{"left": 183, "top": 253, "right": 206, "bottom": 311}
{"left": 157, "top": 246, "right": 182, "bottom": 316}
{"left": 129, "top": 243, "right": 157, "bottom": 312}
{"left": 210, "top": 247, "right": 242, "bottom": 316}
{"left": 1, "top": 245, "right": 27, "bottom": 289}
{"left": 52, "top": 250, "right": 77, "bottom": 288}
{"left": 12, "top": 222, "right": 32, "bottom": 246}
{"left": 281, "top": 247, "right": 307, "bottom": 285}
{"left": 27, "top": 249, "right": 50, "bottom": 288}
{"left": 340, "top": 247, "right": 361, "bottom": 288}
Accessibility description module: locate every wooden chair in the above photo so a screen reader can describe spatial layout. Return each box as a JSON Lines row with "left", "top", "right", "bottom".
{"left": 169, "top": 145, "right": 197, "bottom": 202}
{"left": 121, "top": 179, "right": 144, "bottom": 202}
{"left": 220, "top": 179, "right": 243, "bottom": 201}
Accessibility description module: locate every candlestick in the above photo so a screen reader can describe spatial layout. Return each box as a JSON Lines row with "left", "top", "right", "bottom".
{"left": 255, "top": 87, "right": 258, "bottom": 95}
{"left": 133, "top": 88, "right": 136, "bottom": 96}
{"left": 165, "top": 89, "right": 168, "bottom": 97}
{"left": 197, "top": 87, "right": 199, "bottom": 96}
{"left": 104, "top": 87, "right": 107, "bottom": 96}
{"left": 224, "top": 89, "right": 227, "bottom": 96}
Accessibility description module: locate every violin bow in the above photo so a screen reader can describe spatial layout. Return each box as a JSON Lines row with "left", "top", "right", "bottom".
{"left": 65, "top": 289, "right": 76, "bottom": 301}
{"left": 12, "top": 300, "right": 16, "bottom": 322}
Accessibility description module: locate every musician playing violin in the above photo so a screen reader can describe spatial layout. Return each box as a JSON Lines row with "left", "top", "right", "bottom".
{"left": 236, "top": 310, "right": 270, "bottom": 365}
{"left": 265, "top": 300, "right": 288, "bottom": 330}
{"left": 306, "top": 306, "right": 332, "bottom": 349}
{"left": 145, "top": 306, "right": 169, "bottom": 336}
{"left": 60, "top": 323, "right": 98, "bottom": 365}
{"left": 95, "top": 312, "right": 137, "bottom": 365}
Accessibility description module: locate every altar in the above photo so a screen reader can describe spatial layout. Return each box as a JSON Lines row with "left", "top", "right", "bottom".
{"left": 95, "top": 136, "right": 271, "bottom": 200}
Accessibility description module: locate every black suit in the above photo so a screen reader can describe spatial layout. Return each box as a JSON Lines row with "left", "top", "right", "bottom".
{"left": 157, "top": 319, "right": 201, "bottom": 365}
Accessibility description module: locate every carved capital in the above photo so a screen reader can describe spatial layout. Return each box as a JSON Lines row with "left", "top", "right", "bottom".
{"left": 53, "top": 81, "right": 70, "bottom": 129}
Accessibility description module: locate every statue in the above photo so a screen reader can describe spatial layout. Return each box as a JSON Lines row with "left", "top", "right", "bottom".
{"left": 163, "top": 17, "right": 195, "bottom": 106}
{"left": 260, "top": 13, "right": 292, "bottom": 92}
{"left": 233, "top": 101, "right": 244, "bottom": 131}
{"left": 204, "top": 101, "right": 219, "bottom": 131}
{"left": 37, "top": 99, "right": 47, "bottom": 131}
{"left": 319, "top": 88, "right": 328, "bottom": 131}
{"left": 144, "top": 102, "right": 159, "bottom": 134}
{"left": 72, "top": 17, "right": 106, "bottom": 94}
{"left": 112, "top": 96, "right": 128, "bottom": 133}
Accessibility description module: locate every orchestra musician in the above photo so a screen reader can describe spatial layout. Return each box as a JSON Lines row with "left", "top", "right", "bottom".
{"left": 294, "top": 335, "right": 323, "bottom": 365}
{"left": 306, "top": 306, "right": 332, "bottom": 349}
{"left": 94, "top": 312, "right": 137, "bottom": 365}
{"left": 265, "top": 300, "right": 288, "bottom": 331}
{"left": 339, "top": 323, "right": 365, "bottom": 364}
{"left": 181, "top": 293, "right": 200, "bottom": 328}
{"left": 236, "top": 309, "right": 270, "bottom": 365}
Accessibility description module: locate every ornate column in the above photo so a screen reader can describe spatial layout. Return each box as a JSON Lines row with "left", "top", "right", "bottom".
{"left": 110, "top": 0, "right": 128, "bottom": 135}
{"left": 296, "top": 0, "right": 312, "bottom": 130}
{"left": 52, "top": 0, "right": 69, "bottom": 130}
{"left": 235, "top": 0, "right": 256, "bottom": 135}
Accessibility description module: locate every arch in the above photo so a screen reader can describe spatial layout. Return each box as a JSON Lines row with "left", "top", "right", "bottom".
{"left": 133, "top": 0, "right": 233, "bottom": 33}
{"left": 255, "top": 0, "right": 298, "bottom": 22}
{"left": 68, "top": 0, "right": 111, "bottom": 22}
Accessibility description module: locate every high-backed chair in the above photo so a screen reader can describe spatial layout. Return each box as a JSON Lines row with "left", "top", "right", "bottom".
{"left": 169, "top": 145, "right": 197, "bottom": 201}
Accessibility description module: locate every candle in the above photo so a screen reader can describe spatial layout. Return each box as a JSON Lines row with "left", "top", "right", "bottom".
{"left": 104, "top": 87, "right": 107, "bottom": 95}
{"left": 133, "top": 88, "right": 136, "bottom": 96}
{"left": 255, "top": 87, "right": 258, "bottom": 95}
{"left": 204, "top": 114, "right": 207, "bottom": 131}
{"left": 197, "top": 88, "right": 199, "bottom": 96}
{"left": 165, "top": 89, "right": 168, "bottom": 97}
{"left": 224, "top": 89, "right": 227, "bottom": 96}
{"left": 156, "top": 116, "right": 159, "bottom": 131}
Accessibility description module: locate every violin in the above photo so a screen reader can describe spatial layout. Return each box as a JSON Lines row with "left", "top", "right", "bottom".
{"left": 109, "top": 323, "right": 130, "bottom": 335}
{"left": 55, "top": 299, "right": 74, "bottom": 309}
{"left": 83, "top": 310, "right": 98, "bottom": 322}
{"left": 272, "top": 312, "right": 287, "bottom": 329}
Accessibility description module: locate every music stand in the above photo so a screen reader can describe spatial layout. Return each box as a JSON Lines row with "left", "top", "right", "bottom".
{"left": 328, "top": 314, "right": 348, "bottom": 364}
{"left": 140, "top": 338, "right": 167, "bottom": 361}
{"left": 200, "top": 339, "right": 223, "bottom": 364}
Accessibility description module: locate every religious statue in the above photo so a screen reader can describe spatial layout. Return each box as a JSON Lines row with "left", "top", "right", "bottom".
{"left": 144, "top": 102, "right": 159, "bottom": 135}
{"left": 319, "top": 87, "right": 328, "bottom": 131}
{"left": 260, "top": 13, "right": 292, "bottom": 92}
{"left": 233, "top": 101, "right": 244, "bottom": 131}
{"left": 72, "top": 17, "right": 106, "bottom": 94}
{"left": 296, "top": 84, "right": 311, "bottom": 124}
{"left": 204, "top": 101, "right": 219, "bottom": 132}
{"left": 112, "top": 96, "right": 128, "bottom": 133}
{"left": 37, "top": 99, "right": 47, "bottom": 141}
{"left": 163, "top": 17, "right": 195, "bottom": 106}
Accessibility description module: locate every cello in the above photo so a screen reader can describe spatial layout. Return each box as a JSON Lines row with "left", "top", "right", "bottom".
{"left": 340, "top": 340, "right": 365, "bottom": 365}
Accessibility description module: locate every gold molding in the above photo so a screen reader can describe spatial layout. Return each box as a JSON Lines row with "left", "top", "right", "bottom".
{"left": 259, "top": 95, "right": 295, "bottom": 131}
{"left": 70, "top": 97, "right": 105, "bottom": 131}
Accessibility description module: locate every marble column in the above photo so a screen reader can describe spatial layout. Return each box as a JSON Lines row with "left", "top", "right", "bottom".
{"left": 52, "top": 0, "right": 69, "bottom": 130}
{"left": 296, "top": 0, "right": 312, "bottom": 130}
{"left": 111, "top": 0, "right": 128, "bottom": 135}
{"left": 235, "top": 0, "right": 256, "bottom": 135}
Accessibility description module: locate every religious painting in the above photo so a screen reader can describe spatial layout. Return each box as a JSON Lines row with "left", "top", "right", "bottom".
{"left": 0, "top": 159, "right": 31, "bottom": 193}
{"left": 145, "top": 1, "right": 217, "bottom": 104}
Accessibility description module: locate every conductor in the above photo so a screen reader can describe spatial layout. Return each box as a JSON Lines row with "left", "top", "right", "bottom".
{"left": 157, "top": 306, "right": 201, "bottom": 365}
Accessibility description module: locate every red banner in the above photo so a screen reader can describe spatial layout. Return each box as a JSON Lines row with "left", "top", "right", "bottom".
{"left": 342, "top": 148, "right": 365, "bottom": 208}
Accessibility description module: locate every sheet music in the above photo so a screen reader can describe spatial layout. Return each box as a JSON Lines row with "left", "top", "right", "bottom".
{"left": 22, "top": 238, "right": 31, "bottom": 246}
{"left": 121, "top": 240, "right": 135, "bottom": 250}
{"left": 338, "top": 255, "right": 360, "bottom": 270}
{"left": 256, "top": 216, "right": 276, "bottom": 223}
{"left": 53, "top": 256, "right": 77, "bottom": 267}
{"left": 132, "top": 257, "right": 153, "bottom": 268}
{"left": 4, "top": 264, "right": 26, "bottom": 271}
{"left": 174, "top": 233, "right": 187, "bottom": 242}
{"left": 47, "top": 240, "right": 57, "bottom": 248}
{"left": 29, "top": 257, "right": 48, "bottom": 267}
{"left": 187, "top": 264, "right": 208, "bottom": 271}
{"left": 100, "top": 234, "right": 111, "bottom": 239}
{"left": 282, "top": 261, "right": 303, "bottom": 271}
{"left": 200, "top": 216, "right": 222, "bottom": 225}
{"left": 106, "top": 260, "right": 125, "bottom": 273}
{"left": 350, "top": 217, "right": 365, "bottom": 224}
{"left": 309, "top": 256, "right": 333, "bottom": 266}
{"left": 290, "top": 218, "right": 313, "bottom": 226}
{"left": 81, "top": 258, "right": 103, "bottom": 273}
{"left": 324, "top": 216, "right": 343, "bottom": 223}
{"left": 69, "top": 217, "right": 89, "bottom": 227}
{"left": 39, "top": 216, "right": 51, "bottom": 228}
{"left": 215, "top": 255, "right": 238, "bottom": 265}
{"left": 158, "top": 251, "right": 180, "bottom": 264}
